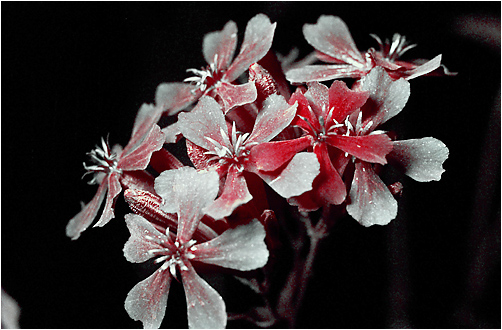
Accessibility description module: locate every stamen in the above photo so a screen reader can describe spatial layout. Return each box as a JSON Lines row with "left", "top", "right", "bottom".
{"left": 297, "top": 115, "right": 317, "bottom": 136}
{"left": 154, "top": 255, "right": 169, "bottom": 264}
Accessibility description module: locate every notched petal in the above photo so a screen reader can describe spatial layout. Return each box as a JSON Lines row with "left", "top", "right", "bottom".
{"left": 303, "top": 15, "right": 364, "bottom": 67}
{"left": 388, "top": 137, "right": 449, "bottom": 182}
{"left": 225, "top": 14, "right": 276, "bottom": 82}
{"left": 181, "top": 264, "right": 227, "bottom": 329}
{"left": 125, "top": 269, "right": 172, "bottom": 329}
{"left": 247, "top": 94, "right": 297, "bottom": 144}
{"left": 123, "top": 213, "right": 166, "bottom": 263}
{"left": 258, "top": 152, "right": 320, "bottom": 198}
{"left": 346, "top": 161, "right": 397, "bottom": 226}
{"left": 193, "top": 219, "right": 269, "bottom": 271}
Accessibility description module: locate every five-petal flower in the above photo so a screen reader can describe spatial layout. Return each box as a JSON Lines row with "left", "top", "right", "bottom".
{"left": 286, "top": 15, "right": 453, "bottom": 84}
{"left": 123, "top": 167, "right": 269, "bottom": 329}
{"left": 66, "top": 104, "right": 165, "bottom": 240}
{"left": 176, "top": 94, "right": 320, "bottom": 220}
{"left": 156, "top": 14, "right": 277, "bottom": 115}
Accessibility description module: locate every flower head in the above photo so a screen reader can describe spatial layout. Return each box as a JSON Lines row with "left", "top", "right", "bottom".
{"left": 66, "top": 104, "right": 165, "bottom": 240}
{"left": 156, "top": 14, "right": 277, "bottom": 115}
{"left": 177, "top": 95, "right": 319, "bottom": 220}
{"left": 286, "top": 15, "right": 455, "bottom": 83}
{"left": 123, "top": 167, "right": 269, "bottom": 329}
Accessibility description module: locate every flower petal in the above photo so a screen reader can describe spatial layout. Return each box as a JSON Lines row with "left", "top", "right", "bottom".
{"left": 346, "top": 161, "right": 397, "bottom": 226}
{"left": 123, "top": 213, "right": 166, "bottom": 263}
{"left": 305, "top": 81, "right": 329, "bottom": 118}
{"left": 203, "top": 20, "right": 238, "bottom": 72}
{"left": 388, "top": 137, "right": 449, "bottom": 182}
{"left": 360, "top": 67, "right": 410, "bottom": 127}
{"left": 128, "top": 104, "right": 163, "bottom": 148}
{"left": 286, "top": 64, "right": 364, "bottom": 83}
{"left": 313, "top": 143, "right": 347, "bottom": 205}
{"left": 247, "top": 135, "right": 313, "bottom": 172}
{"left": 119, "top": 124, "right": 165, "bottom": 171}
{"left": 224, "top": 14, "right": 276, "bottom": 82}
{"left": 177, "top": 96, "right": 228, "bottom": 150}
{"left": 326, "top": 133, "right": 393, "bottom": 165}
{"left": 247, "top": 94, "right": 297, "bottom": 144}
{"left": 155, "top": 167, "right": 220, "bottom": 243}
{"left": 162, "top": 122, "right": 182, "bottom": 144}
{"left": 328, "top": 80, "right": 369, "bottom": 124}
{"left": 155, "top": 82, "right": 200, "bottom": 115}
{"left": 193, "top": 219, "right": 268, "bottom": 271}
{"left": 204, "top": 165, "right": 253, "bottom": 220}
{"left": 65, "top": 179, "right": 108, "bottom": 240}
{"left": 124, "top": 269, "right": 172, "bottom": 329}
{"left": 258, "top": 152, "right": 320, "bottom": 198}
{"left": 215, "top": 81, "right": 257, "bottom": 112}
{"left": 405, "top": 54, "right": 442, "bottom": 80}
{"left": 94, "top": 173, "right": 122, "bottom": 228}
{"left": 181, "top": 263, "right": 226, "bottom": 329}
{"left": 303, "top": 15, "right": 364, "bottom": 67}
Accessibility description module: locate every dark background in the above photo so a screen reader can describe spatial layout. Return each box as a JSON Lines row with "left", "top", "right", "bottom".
{"left": 2, "top": 2, "right": 500, "bottom": 328}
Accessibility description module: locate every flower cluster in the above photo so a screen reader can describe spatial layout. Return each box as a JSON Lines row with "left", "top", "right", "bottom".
{"left": 67, "top": 14, "right": 452, "bottom": 328}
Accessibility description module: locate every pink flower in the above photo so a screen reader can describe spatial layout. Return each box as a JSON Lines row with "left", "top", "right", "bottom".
{"left": 176, "top": 95, "right": 319, "bottom": 220}
{"left": 66, "top": 104, "right": 165, "bottom": 240}
{"left": 286, "top": 15, "right": 454, "bottom": 83}
{"left": 249, "top": 79, "right": 375, "bottom": 210}
{"left": 155, "top": 14, "right": 276, "bottom": 115}
{"left": 342, "top": 67, "right": 449, "bottom": 226}
{"left": 123, "top": 167, "right": 269, "bottom": 329}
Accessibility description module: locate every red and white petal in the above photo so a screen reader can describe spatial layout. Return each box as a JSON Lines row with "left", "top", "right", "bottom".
{"left": 247, "top": 94, "right": 297, "bottom": 144}
{"left": 124, "top": 269, "right": 172, "bottom": 329}
{"left": 65, "top": 179, "right": 108, "bottom": 240}
{"left": 257, "top": 152, "right": 320, "bottom": 198}
{"left": 286, "top": 64, "right": 365, "bottom": 83}
{"left": 155, "top": 82, "right": 200, "bottom": 115}
{"left": 192, "top": 219, "right": 268, "bottom": 271}
{"left": 119, "top": 124, "right": 165, "bottom": 171}
{"left": 327, "top": 80, "right": 369, "bottom": 124}
{"left": 313, "top": 143, "right": 347, "bottom": 205}
{"left": 247, "top": 135, "right": 313, "bottom": 172}
{"left": 203, "top": 166, "right": 253, "bottom": 220}
{"left": 215, "top": 81, "right": 257, "bottom": 112}
{"left": 388, "top": 137, "right": 449, "bottom": 182}
{"left": 404, "top": 54, "right": 442, "bottom": 80}
{"left": 304, "top": 81, "right": 329, "bottom": 118}
{"left": 155, "top": 167, "right": 220, "bottom": 243}
{"left": 326, "top": 133, "right": 393, "bottom": 165}
{"left": 177, "top": 96, "right": 228, "bottom": 150}
{"left": 181, "top": 263, "right": 226, "bottom": 329}
{"left": 287, "top": 190, "right": 322, "bottom": 212}
{"left": 120, "top": 170, "right": 156, "bottom": 194}
{"left": 127, "top": 104, "right": 163, "bottom": 151}
{"left": 360, "top": 67, "right": 410, "bottom": 127}
{"left": 303, "top": 15, "right": 364, "bottom": 67}
{"left": 93, "top": 172, "right": 122, "bottom": 228}
{"left": 290, "top": 88, "right": 321, "bottom": 133}
{"left": 346, "top": 161, "right": 398, "bottom": 227}
{"left": 224, "top": 14, "right": 276, "bottom": 82}
{"left": 123, "top": 213, "right": 166, "bottom": 263}
{"left": 203, "top": 20, "right": 238, "bottom": 72}
{"left": 162, "top": 122, "right": 182, "bottom": 144}
{"left": 149, "top": 148, "right": 184, "bottom": 174}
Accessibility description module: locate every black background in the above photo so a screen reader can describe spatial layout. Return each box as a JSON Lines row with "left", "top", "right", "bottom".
{"left": 2, "top": 2, "right": 500, "bottom": 328}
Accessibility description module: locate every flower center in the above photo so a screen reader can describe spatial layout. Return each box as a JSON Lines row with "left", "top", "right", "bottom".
{"left": 184, "top": 54, "right": 224, "bottom": 93}
{"left": 82, "top": 137, "right": 122, "bottom": 184}
{"left": 203, "top": 122, "right": 255, "bottom": 172}
{"left": 146, "top": 229, "right": 197, "bottom": 277}
{"left": 370, "top": 33, "right": 417, "bottom": 62}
